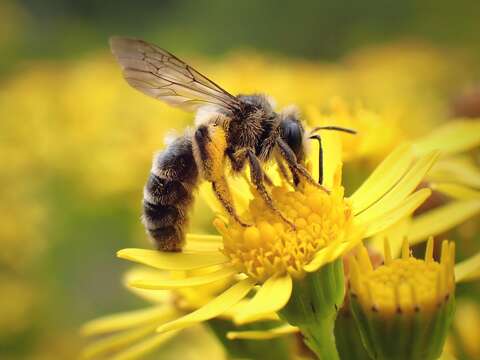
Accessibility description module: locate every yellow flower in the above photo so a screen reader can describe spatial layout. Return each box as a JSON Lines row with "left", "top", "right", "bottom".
{"left": 360, "top": 119, "right": 480, "bottom": 257}
{"left": 348, "top": 238, "right": 455, "bottom": 360}
{"left": 347, "top": 237, "right": 480, "bottom": 360}
{"left": 116, "top": 132, "right": 437, "bottom": 335}
{"left": 82, "top": 264, "right": 288, "bottom": 359}
{"left": 306, "top": 98, "right": 406, "bottom": 163}
{"left": 414, "top": 120, "right": 480, "bottom": 193}
{"left": 81, "top": 266, "right": 234, "bottom": 359}
{"left": 350, "top": 238, "right": 455, "bottom": 317}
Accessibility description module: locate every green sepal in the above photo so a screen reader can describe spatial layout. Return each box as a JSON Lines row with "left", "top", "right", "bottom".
{"left": 350, "top": 293, "right": 456, "bottom": 360}
{"left": 335, "top": 304, "right": 371, "bottom": 360}
{"left": 279, "top": 259, "right": 345, "bottom": 360}
{"left": 207, "top": 318, "right": 293, "bottom": 360}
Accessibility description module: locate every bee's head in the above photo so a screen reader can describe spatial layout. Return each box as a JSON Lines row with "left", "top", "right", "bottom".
{"left": 278, "top": 106, "right": 306, "bottom": 162}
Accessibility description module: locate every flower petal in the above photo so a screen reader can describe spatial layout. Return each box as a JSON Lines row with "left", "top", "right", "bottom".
{"left": 186, "top": 234, "right": 223, "bottom": 242}
{"left": 123, "top": 267, "right": 172, "bottom": 303}
{"left": 354, "top": 151, "right": 438, "bottom": 224}
{"left": 362, "top": 188, "right": 431, "bottom": 238}
{"left": 222, "top": 299, "right": 281, "bottom": 321}
{"left": 199, "top": 182, "right": 224, "bottom": 215}
{"left": 111, "top": 331, "right": 179, "bottom": 360}
{"left": 227, "top": 324, "right": 299, "bottom": 340}
{"left": 455, "top": 252, "right": 480, "bottom": 283}
{"left": 81, "top": 306, "right": 177, "bottom": 336}
{"left": 199, "top": 178, "right": 251, "bottom": 215}
{"left": 369, "top": 217, "right": 411, "bottom": 258}
{"left": 184, "top": 234, "right": 223, "bottom": 252}
{"left": 128, "top": 266, "right": 237, "bottom": 290}
{"left": 349, "top": 145, "right": 414, "bottom": 214}
{"left": 82, "top": 324, "right": 157, "bottom": 359}
{"left": 432, "top": 183, "right": 480, "bottom": 200}
{"left": 428, "top": 157, "right": 480, "bottom": 188}
{"left": 117, "top": 248, "right": 229, "bottom": 270}
{"left": 304, "top": 229, "right": 364, "bottom": 273}
{"left": 413, "top": 120, "right": 480, "bottom": 156}
{"left": 234, "top": 275, "right": 292, "bottom": 325}
{"left": 322, "top": 132, "right": 343, "bottom": 188}
{"left": 408, "top": 200, "right": 480, "bottom": 246}
{"left": 156, "top": 278, "right": 256, "bottom": 333}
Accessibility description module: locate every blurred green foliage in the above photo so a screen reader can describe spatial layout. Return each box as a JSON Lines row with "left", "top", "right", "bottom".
{"left": 2, "top": 0, "right": 480, "bottom": 71}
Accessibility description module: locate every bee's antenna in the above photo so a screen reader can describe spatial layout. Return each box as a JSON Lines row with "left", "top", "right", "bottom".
{"left": 308, "top": 126, "right": 355, "bottom": 184}
{"left": 310, "top": 126, "right": 357, "bottom": 135}
{"left": 308, "top": 134, "right": 324, "bottom": 184}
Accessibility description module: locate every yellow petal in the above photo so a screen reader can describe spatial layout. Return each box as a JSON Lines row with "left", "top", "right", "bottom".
{"left": 369, "top": 217, "right": 411, "bottom": 259}
{"left": 128, "top": 288, "right": 172, "bottom": 304}
{"left": 117, "top": 248, "right": 228, "bottom": 270}
{"left": 309, "top": 131, "right": 320, "bottom": 184}
{"left": 156, "top": 278, "right": 256, "bottom": 333}
{"left": 230, "top": 175, "right": 254, "bottom": 209}
{"left": 234, "top": 275, "right": 292, "bottom": 325}
{"left": 362, "top": 188, "right": 431, "bottom": 238}
{"left": 222, "top": 299, "right": 280, "bottom": 321}
{"left": 413, "top": 120, "right": 480, "bottom": 156}
{"left": 455, "top": 252, "right": 480, "bottom": 283}
{"left": 199, "top": 182, "right": 223, "bottom": 215}
{"left": 408, "top": 200, "right": 480, "bottom": 246}
{"left": 227, "top": 324, "right": 299, "bottom": 340}
{"left": 128, "top": 266, "right": 237, "bottom": 290}
{"left": 186, "top": 234, "right": 222, "bottom": 242}
{"left": 199, "top": 178, "right": 250, "bottom": 215}
{"left": 184, "top": 233, "right": 223, "bottom": 252}
{"left": 81, "top": 306, "right": 177, "bottom": 336}
{"left": 123, "top": 267, "right": 172, "bottom": 303}
{"left": 322, "top": 131, "right": 343, "bottom": 188}
{"left": 304, "top": 229, "right": 363, "bottom": 272}
{"left": 428, "top": 157, "right": 480, "bottom": 188}
{"left": 112, "top": 330, "right": 179, "bottom": 360}
{"left": 432, "top": 183, "right": 480, "bottom": 200}
{"left": 82, "top": 324, "right": 157, "bottom": 359}
{"left": 349, "top": 145, "right": 414, "bottom": 214}
{"left": 354, "top": 151, "right": 438, "bottom": 224}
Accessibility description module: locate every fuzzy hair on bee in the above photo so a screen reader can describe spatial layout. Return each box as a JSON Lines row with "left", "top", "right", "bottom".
{"left": 110, "top": 36, "right": 353, "bottom": 251}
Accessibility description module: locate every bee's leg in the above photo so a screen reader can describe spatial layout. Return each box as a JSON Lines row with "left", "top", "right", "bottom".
{"left": 309, "top": 134, "right": 324, "bottom": 185}
{"left": 193, "top": 123, "right": 249, "bottom": 227}
{"left": 276, "top": 138, "right": 329, "bottom": 193}
{"left": 247, "top": 150, "right": 295, "bottom": 228}
{"left": 288, "top": 165, "right": 301, "bottom": 187}
{"left": 211, "top": 177, "right": 250, "bottom": 227}
{"left": 262, "top": 171, "right": 274, "bottom": 187}
{"left": 275, "top": 154, "right": 297, "bottom": 187}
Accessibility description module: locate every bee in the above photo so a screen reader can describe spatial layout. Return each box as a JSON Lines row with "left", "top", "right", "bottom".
{"left": 110, "top": 37, "right": 355, "bottom": 252}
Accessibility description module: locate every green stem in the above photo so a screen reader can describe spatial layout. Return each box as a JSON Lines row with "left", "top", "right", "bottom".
{"left": 279, "top": 260, "right": 345, "bottom": 360}
{"left": 301, "top": 314, "right": 339, "bottom": 360}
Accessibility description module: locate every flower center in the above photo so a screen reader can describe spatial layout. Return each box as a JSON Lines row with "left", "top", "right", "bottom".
{"left": 350, "top": 240, "right": 455, "bottom": 316}
{"left": 215, "top": 183, "right": 353, "bottom": 282}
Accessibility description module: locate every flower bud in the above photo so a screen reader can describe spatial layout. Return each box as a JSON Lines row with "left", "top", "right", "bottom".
{"left": 349, "top": 238, "right": 455, "bottom": 360}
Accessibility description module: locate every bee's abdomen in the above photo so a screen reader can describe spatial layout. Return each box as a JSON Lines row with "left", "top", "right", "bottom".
{"left": 142, "top": 135, "right": 198, "bottom": 252}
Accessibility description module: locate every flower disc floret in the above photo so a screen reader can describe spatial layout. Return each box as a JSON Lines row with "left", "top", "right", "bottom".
{"left": 350, "top": 239, "right": 455, "bottom": 316}
{"left": 216, "top": 183, "right": 353, "bottom": 282}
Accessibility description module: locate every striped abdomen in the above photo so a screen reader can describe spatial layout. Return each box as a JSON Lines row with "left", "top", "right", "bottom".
{"left": 142, "top": 134, "right": 198, "bottom": 251}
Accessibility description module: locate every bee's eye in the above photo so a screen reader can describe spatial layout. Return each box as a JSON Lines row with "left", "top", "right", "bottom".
{"left": 280, "top": 118, "right": 303, "bottom": 157}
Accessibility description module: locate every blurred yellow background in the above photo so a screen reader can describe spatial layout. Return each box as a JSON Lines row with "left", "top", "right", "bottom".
{"left": 1, "top": 0, "right": 479, "bottom": 358}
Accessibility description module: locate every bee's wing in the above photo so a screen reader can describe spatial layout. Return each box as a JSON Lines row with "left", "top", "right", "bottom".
{"left": 110, "top": 37, "right": 241, "bottom": 113}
